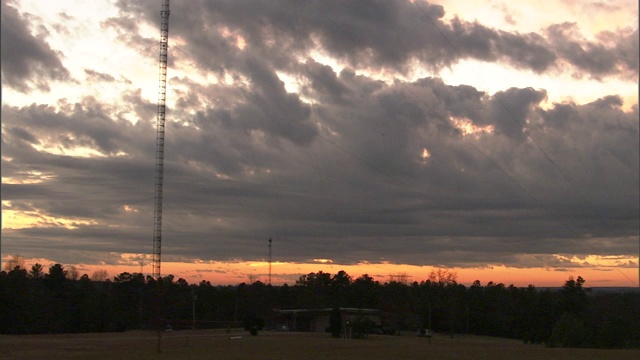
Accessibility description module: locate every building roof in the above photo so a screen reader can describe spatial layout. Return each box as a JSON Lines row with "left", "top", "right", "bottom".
{"left": 275, "top": 308, "right": 379, "bottom": 315}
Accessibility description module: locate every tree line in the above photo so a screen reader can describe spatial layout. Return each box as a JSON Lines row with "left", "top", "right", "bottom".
{"left": 0, "top": 263, "right": 638, "bottom": 349}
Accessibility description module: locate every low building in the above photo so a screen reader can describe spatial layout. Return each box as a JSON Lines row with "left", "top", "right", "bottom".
{"left": 274, "top": 308, "right": 380, "bottom": 333}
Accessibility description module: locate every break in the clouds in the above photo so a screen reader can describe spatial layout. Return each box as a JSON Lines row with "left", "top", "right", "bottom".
{"left": 1, "top": 0, "right": 638, "bottom": 284}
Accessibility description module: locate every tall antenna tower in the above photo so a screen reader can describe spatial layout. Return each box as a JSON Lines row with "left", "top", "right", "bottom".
{"left": 153, "top": 0, "right": 170, "bottom": 280}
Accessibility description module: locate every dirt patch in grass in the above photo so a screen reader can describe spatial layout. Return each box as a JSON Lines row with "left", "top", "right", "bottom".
{"left": 1, "top": 330, "right": 638, "bottom": 360}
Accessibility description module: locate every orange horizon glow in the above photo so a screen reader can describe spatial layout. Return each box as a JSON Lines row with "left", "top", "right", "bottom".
{"left": 4, "top": 256, "right": 637, "bottom": 288}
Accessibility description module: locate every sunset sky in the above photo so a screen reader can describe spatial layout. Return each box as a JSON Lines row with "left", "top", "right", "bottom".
{"left": 1, "top": 0, "right": 638, "bottom": 287}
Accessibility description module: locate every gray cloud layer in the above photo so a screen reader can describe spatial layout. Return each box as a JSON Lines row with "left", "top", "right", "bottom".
{"left": 1, "top": 1, "right": 72, "bottom": 92}
{"left": 149, "top": 0, "right": 636, "bottom": 77}
{"left": 1, "top": 0, "right": 638, "bottom": 275}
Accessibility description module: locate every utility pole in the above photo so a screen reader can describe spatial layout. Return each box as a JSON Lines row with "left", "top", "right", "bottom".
{"left": 428, "top": 302, "right": 432, "bottom": 345}
{"left": 192, "top": 287, "right": 197, "bottom": 331}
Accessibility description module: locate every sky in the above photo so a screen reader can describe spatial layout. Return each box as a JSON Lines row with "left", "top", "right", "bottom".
{"left": 1, "top": 0, "right": 638, "bottom": 287}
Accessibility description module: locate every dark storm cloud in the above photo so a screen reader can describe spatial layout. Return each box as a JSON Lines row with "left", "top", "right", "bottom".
{"left": 150, "top": 72, "right": 637, "bottom": 266}
{"left": 1, "top": 100, "right": 157, "bottom": 225}
{"left": 5, "top": 126, "right": 38, "bottom": 144}
{"left": 233, "top": 55, "right": 315, "bottom": 145}
{"left": 0, "top": 1, "right": 71, "bottom": 92}
{"left": 535, "top": 96, "right": 639, "bottom": 211}
{"left": 545, "top": 22, "right": 639, "bottom": 79}
{"left": 2, "top": 0, "right": 638, "bottom": 275}
{"left": 484, "top": 87, "right": 547, "bottom": 140}
{"left": 113, "top": 0, "right": 636, "bottom": 80}
{"left": 299, "top": 59, "right": 350, "bottom": 104}
{"left": 6, "top": 100, "right": 137, "bottom": 156}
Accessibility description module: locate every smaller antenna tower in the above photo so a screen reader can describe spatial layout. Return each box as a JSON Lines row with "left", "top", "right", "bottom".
{"left": 268, "top": 238, "right": 272, "bottom": 285}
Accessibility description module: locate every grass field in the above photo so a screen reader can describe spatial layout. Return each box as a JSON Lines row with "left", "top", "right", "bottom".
{"left": 2, "top": 329, "right": 639, "bottom": 360}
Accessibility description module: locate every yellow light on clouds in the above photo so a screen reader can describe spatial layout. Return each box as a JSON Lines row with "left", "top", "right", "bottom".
{"left": 553, "top": 254, "right": 638, "bottom": 268}
{"left": 450, "top": 116, "right": 495, "bottom": 137}
{"left": 2, "top": 171, "right": 56, "bottom": 184}
{"left": 2, "top": 203, "right": 97, "bottom": 230}
{"left": 122, "top": 205, "right": 139, "bottom": 213}
{"left": 421, "top": 148, "right": 431, "bottom": 161}
{"left": 313, "top": 258, "right": 333, "bottom": 264}
{"left": 32, "top": 143, "right": 107, "bottom": 158}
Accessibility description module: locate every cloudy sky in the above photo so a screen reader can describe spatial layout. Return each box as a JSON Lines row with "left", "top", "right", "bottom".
{"left": 2, "top": 0, "right": 638, "bottom": 287}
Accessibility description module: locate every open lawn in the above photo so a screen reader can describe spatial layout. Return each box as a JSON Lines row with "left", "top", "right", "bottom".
{"left": 1, "top": 330, "right": 638, "bottom": 360}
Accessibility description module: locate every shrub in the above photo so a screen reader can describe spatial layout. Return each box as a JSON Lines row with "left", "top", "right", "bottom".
{"left": 547, "top": 312, "right": 589, "bottom": 348}
{"left": 350, "top": 315, "right": 374, "bottom": 339}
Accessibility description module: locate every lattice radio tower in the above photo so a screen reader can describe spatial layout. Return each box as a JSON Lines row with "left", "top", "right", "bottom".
{"left": 153, "top": 0, "right": 170, "bottom": 280}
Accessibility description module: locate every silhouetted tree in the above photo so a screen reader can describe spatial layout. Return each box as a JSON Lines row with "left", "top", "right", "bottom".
{"left": 0, "top": 266, "right": 30, "bottom": 333}
{"left": 350, "top": 274, "right": 380, "bottom": 309}
{"left": 548, "top": 312, "right": 589, "bottom": 348}
{"left": 3, "top": 255, "right": 25, "bottom": 272}
{"left": 91, "top": 269, "right": 109, "bottom": 281}
{"left": 294, "top": 271, "right": 332, "bottom": 308}
{"left": 559, "top": 276, "right": 588, "bottom": 316}
{"left": 0, "top": 268, "right": 636, "bottom": 350}
{"left": 29, "top": 263, "right": 44, "bottom": 278}
{"left": 112, "top": 272, "right": 146, "bottom": 331}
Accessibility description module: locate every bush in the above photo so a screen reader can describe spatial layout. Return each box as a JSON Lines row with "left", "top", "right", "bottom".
{"left": 594, "top": 316, "right": 626, "bottom": 348}
{"left": 350, "top": 315, "right": 374, "bottom": 339}
{"left": 547, "top": 312, "right": 589, "bottom": 348}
